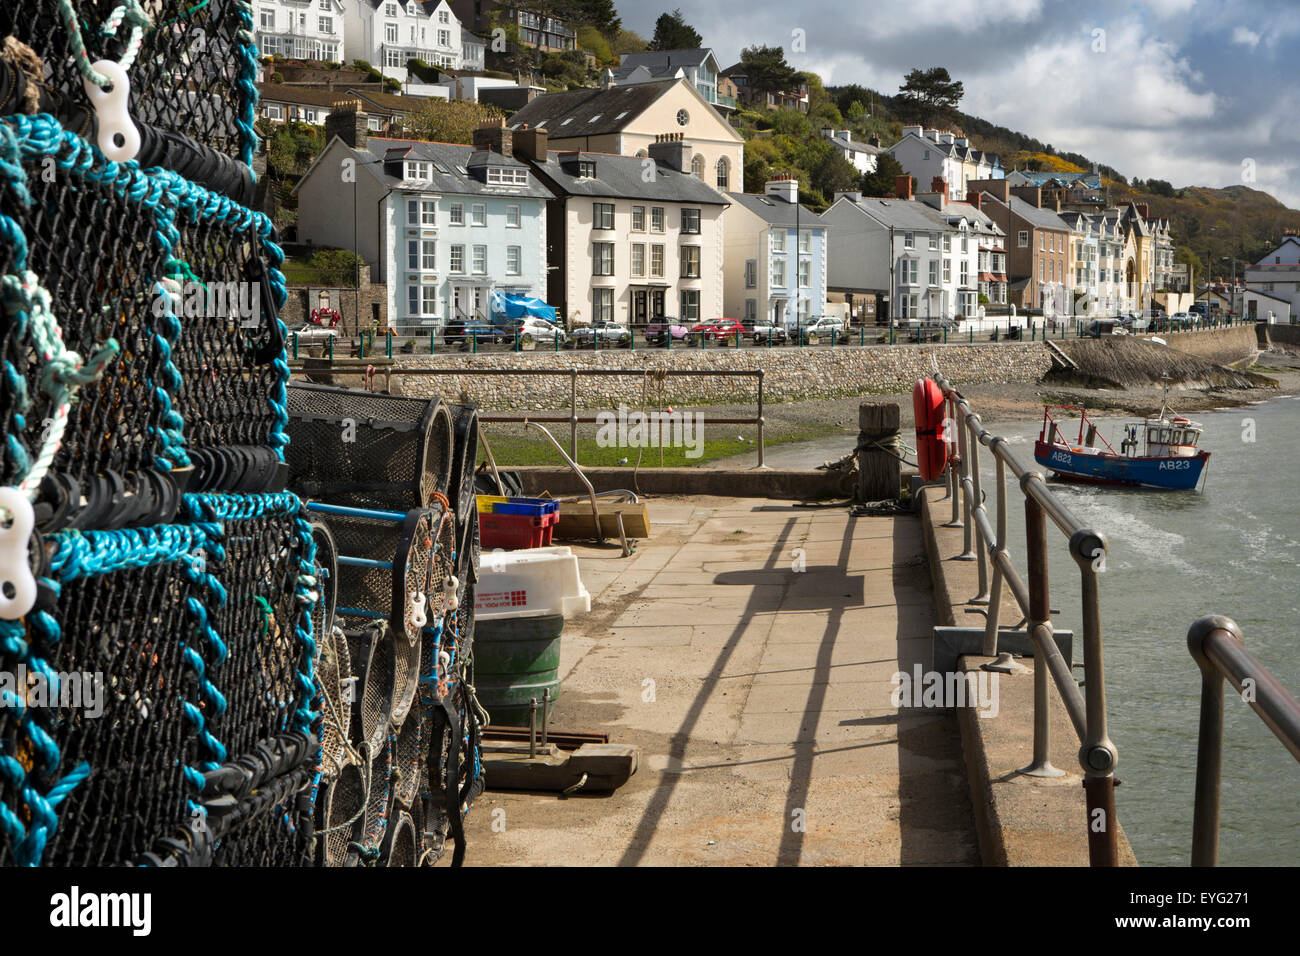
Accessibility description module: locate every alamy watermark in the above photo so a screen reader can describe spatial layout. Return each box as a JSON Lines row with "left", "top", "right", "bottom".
{"left": 595, "top": 403, "right": 704, "bottom": 459}
{"left": 1, "top": 665, "right": 104, "bottom": 718}
{"left": 890, "top": 664, "right": 999, "bottom": 718}
{"left": 153, "top": 280, "right": 262, "bottom": 324}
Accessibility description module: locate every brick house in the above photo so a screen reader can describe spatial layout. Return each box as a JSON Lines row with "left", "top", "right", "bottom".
{"left": 971, "top": 180, "right": 1072, "bottom": 314}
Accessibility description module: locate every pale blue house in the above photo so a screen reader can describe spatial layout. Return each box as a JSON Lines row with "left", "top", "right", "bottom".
{"left": 296, "top": 108, "right": 552, "bottom": 334}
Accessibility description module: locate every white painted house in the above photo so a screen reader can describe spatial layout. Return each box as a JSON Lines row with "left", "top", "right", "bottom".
{"left": 1245, "top": 234, "right": 1300, "bottom": 321}
{"left": 820, "top": 128, "right": 881, "bottom": 176}
{"left": 344, "top": 0, "right": 482, "bottom": 83}
{"left": 888, "top": 126, "right": 1003, "bottom": 203}
{"left": 254, "top": 0, "right": 346, "bottom": 63}
{"left": 296, "top": 107, "right": 553, "bottom": 334}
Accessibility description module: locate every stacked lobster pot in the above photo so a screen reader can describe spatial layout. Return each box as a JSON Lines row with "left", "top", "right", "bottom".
{"left": 286, "top": 383, "right": 486, "bottom": 866}
{"left": 0, "top": 3, "right": 335, "bottom": 866}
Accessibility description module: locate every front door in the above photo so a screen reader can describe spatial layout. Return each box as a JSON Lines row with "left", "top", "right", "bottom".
{"left": 632, "top": 289, "right": 648, "bottom": 324}
{"left": 452, "top": 286, "right": 465, "bottom": 318}
{"left": 650, "top": 289, "right": 665, "bottom": 317}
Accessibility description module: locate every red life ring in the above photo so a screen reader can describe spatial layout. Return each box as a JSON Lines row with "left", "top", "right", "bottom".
{"left": 913, "top": 378, "right": 949, "bottom": 482}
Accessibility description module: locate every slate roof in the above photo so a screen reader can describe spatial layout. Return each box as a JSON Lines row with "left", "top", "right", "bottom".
{"left": 507, "top": 80, "right": 678, "bottom": 138}
{"left": 358, "top": 137, "right": 554, "bottom": 200}
{"left": 1007, "top": 195, "right": 1072, "bottom": 232}
{"left": 826, "top": 134, "right": 883, "bottom": 156}
{"left": 727, "top": 192, "right": 826, "bottom": 226}
{"left": 613, "top": 49, "right": 716, "bottom": 80}
{"left": 827, "top": 196, "right": 956, "bottom": 232}
{"left": 530, "top": 151, "right": 729, "bottom": 205}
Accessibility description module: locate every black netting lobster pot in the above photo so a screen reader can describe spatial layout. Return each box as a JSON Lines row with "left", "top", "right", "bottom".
{"left": 285, "top": 384, "right": 454, "bottom": 510}
{"left": 390, "top": 715, "right": 423, "bottom": 811}
{"left": 307, "top": 519, "right": 339, "bottom": 671}
{"left": 316, "top": 758, "right": 365, "bottom": 868}
{"left": 380, "top": 809, "right": 417, "bottom": 867}
{"left": 448, "top": 404, "right": 479, "bottom": 563}
{"left": 343, "top": 623, "right": 395, "bottom": 753}
{"left": 314, "top": 622, "right": 353, "bottom": 785}
{"left": 0, "top": 114, "right": 290, "bottom": 534}
{"left": 0, "top": 1, "right": 261, "bottom": 165}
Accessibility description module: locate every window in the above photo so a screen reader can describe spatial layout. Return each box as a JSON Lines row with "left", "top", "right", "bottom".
{"left": 438, "top": 29, "right": 450, "bottom": 46}
{"left": 771, "top": 230, "right": 786, "bottom": 253}
{"left": 385, "top": 48, "right": 404, "bottom": 68}
{"left": 650, "top": 207, "right": 664, "bottom": 232}
{"left": 593, "top": 202, "right": 615, "bottom": 230}
{"left": 368, "top": 116, "right": 383, "bottom": 131}
{"left": 264, "top": 104, "right": 283, "bottom": 120}
{"left": 449, "top": 203, "right": 464, "bottom": 225}
{"left": 744, "top": 299, "right": 757, "bottom": 321}
{"left": 450, "top": 245, "right": 464, "bottom": 273}
{"left": 260, "top": 10, "right": 274, "bottom": 29}
{"left": 928, "top": 261, "right": 938, "bottom": 287}
{"left": 716, "top": 157, "right": 729, "bottom": 190}
{"left": 943, "top": 259, "right": 951, "bottom": 283}
{"left": 1018, "top": 230, "right": 1028, "bottom": 248}
{"left": 319, "top": 16, "right": 333, "bottom": 33}
{"left": 798, "top": 259, "right": 810, "bottom": 288}
{"left": 904, "top": 232, "right": 914, "bottom": 250}
{"left": 799, "top": 230, "right": 811, "bottom": 254}
{"left": 407, "top": 239, "right": 436, "bottom": 271}
{"left": 471, "top": 203, "right": 486, "bottom": 226}
{"left": 1041, "top": 234, "right": 1046, "bottom": 252}
{"left": 771, "top": 258, "right": 786, "bottom": 287}
{"left": 798, "top": 298, "right": 811, "bottom": 321}
{"left": 681, "top": 208, "right": 701, "bottom": 234}
{"left": 472, "top": 245, "right": 487, "bottom": 274}
{"left": 631, "top": 206, "right": 645, "bottom": 231}
{"left": 593, "top": 242, "right": 614, "bottom": 276}
{"left": 506, "top": 246, "right": 521, "bottom": 275}
{"left": 594, "top": 288, "right": 614, "bottom": 323}
{"left": 650, "top": 245, "right": 664, "bottom": 277}
{"left": 440, "top": 10, "right": 449, "bottom": 23}
{"left": 681, "top": 246, "right": 700, "bottom": 278}
{"left": 691, "top": 155, "right": 704, "bottom": 178}
{"left": 486, "top": 167, "right": 529, "bottom": 185}
{"left": 577, "top": 160, "right": 596, "bottom": 178}
{"left": 406, "top": 285, "right": 438, "bottom": 317}
{"left": 385, "top": 23, "right": 398, "bottom": 43}
{"left": 406, "top": 161, "right": 430, "bottom": 181}
{"left": 384, "top": 2, "right": 397, "bottom": 14}
{"left": 680, "top": 289, "right": 700, "bottom": 321}
{"left": 744, "top": 259, "right": 756, "bottom": 288}
{"left": 942, "top": 234, "right": 951, "bottom": 252}
{"left": 506, "top": 204, "right": 520, "bottom": 228}
{"left": 902, "top": 259, "right": 918, "bottom": 285}
{"left": 960, "top": 262, "right": 969, "bottom": 286}
{"left": 928, "top": 233, "right": 939, "bottom": 251}
{"left": 960, "top": 235, "right": 968, "bottom": 253}
{"left": 631, "top": 244, "right": 645, "bottom": 277}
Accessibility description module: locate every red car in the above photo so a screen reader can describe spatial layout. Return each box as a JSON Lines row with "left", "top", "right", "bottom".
{"left": 687, "top": 318, "right": 746, "bottom": 341}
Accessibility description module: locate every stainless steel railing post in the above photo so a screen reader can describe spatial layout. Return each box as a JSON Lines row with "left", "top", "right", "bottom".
{"left": 955, "top": 403, "right": 975, "bottom": 561}
{"left": 1021, "top": 494, "right": 1064, "bottom": 778}
{"left": 982, "top": 453, "right": 1008, "bottom": 656}
{"left": 966, "top": 413, "right": 989, "bottom": 602}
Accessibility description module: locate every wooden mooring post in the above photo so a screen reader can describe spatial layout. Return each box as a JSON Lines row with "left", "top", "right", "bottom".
{"left": 857, "top": 403, "right": 901, "bottom": 502}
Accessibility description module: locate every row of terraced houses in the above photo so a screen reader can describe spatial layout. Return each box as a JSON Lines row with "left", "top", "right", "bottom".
{"left": 282, "top": 35, "right": 1182, "bottom": 333}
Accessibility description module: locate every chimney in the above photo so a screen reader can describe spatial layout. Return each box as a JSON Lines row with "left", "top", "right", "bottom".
{"left": 647, "top": 132, "right": 692, "bottom": 173}
{"left": 974, "top": 179, "right": 1009, "bottom": 203}
{"left": 1011, "top": 184, "right": 1043, "bottom": 208}
{"left": 902, "top": 125, "right": 923, "bottom": 138}
{"left": 931, "top": 176, "right": 946, "bottom": 194}
{"left": 765, "top": 173, "right": 799, "bottom": 204}
{"left": 821, "top": 127, "right": 835, "bottom": 139}
{"left": 325, "top": 98, "right": 369, "bottom": 149}
{"left": 924, "top": 129, "right": 939, "bottom": 142}
{"left": 839, "top": 129, "right": 852, "bottom": 141}
{"left": 938, "top": 132, "right": 954, "bottom": 146}
{"left": 513, "top": 124, "right": 548, "bottom": 163}
{"left": 1135, "top": 203, "right": 1150, "bottom": 220}
{"left": 966, "top": 189, "right": 983, "bottom": 211}
{"left": 472, "top": 117, "right": 513, "bottom": 158}
{"left": 894, "top": 174, "right": 913, "bottom": 201}
{"left": 954, "top": 137, "right": 969, "bottom": 148}
{"left": 868, "top": 135, "right": 880, "bottom": 148}
{"left": 834, "top": 191, "right": 862, "bottom": 204}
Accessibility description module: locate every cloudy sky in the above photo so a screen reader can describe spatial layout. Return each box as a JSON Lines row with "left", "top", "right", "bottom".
{"left": 624, "top": 1, "right": 1300, "bottom": 208}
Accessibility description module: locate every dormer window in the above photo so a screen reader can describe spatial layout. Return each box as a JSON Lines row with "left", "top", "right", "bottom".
{"left": 406, "top": 161, "right": 430, "bottom": 181}
{"left": 578, "top": 160, "right": 596, "bottom": 179}
{"left": 384, "top": 2, "right": 398, "bottom": 16}
{"left": 486, "top": 167, "right": 529, "bottom": 185}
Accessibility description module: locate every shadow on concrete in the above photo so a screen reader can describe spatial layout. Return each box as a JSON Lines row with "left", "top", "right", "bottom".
{"left": 615, "top": 517, "right": 801, "bottom": 867}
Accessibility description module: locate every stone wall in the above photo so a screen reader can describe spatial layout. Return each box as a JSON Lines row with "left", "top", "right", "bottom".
{"left": 1136, "top": 324, "right": 1258, "bottom": 364}
{"left": 384, "top": 343, "right": 1054, "bottom": 410}
{"left": 1262, "top": 323, "right": 1300, "bottom": 353}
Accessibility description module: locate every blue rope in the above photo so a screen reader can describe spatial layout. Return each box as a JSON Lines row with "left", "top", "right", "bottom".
{"left": 234, "top": 1, "right": 260, "bottom": 174}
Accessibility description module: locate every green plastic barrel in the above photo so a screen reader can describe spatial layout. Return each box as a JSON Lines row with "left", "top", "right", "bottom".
{"left": 473, "top": 614, "right": 563, "bottom": 726}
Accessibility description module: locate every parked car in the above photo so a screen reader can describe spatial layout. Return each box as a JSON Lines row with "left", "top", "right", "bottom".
{"left": 644, "top": 317, "right": 688, "bottom": 345}
{"left": 444, "top": 318, "right": 507, "bottom": 347}
{"left": 292, "top": 324, "right": 339, "bottom": 344}
{"left": 1085, "top": 318, "right": 1126, "bottom": 338}
{"left": 796, "top": 316, "right": 848, "bottom": 343}
{"left": 687, "top": 317, "right": 746, "bottom": 342}
{"left": 751, "top": 319, "right": 787, "bottom": 344}
{"left": 569, "top": 320, "right": 631, "bottom": 348}
{"left": 517, "top": 318, "right": 566, "bottom": 345}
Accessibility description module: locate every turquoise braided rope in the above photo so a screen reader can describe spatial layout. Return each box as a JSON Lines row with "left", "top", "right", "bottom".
{"left": 234, "top": 1, "right": 260, "bottom": 174}
{"left": 148, "top": 281, "right": 191, "bottom": 470}
{"left": 291, "top": 505, "right": 320, "bottom": 734}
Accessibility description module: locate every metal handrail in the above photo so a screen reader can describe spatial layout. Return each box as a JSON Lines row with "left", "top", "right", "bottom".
{"left": 932, "top": 371, "right": 1119, "bottom": 866}
{"left": 295, "top": 366, "right": 769, "bottom": 469}
{"left": 1187, "top": 616, "right": 1300, "bottom": 866}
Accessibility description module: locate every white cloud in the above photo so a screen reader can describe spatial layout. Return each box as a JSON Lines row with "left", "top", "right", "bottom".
{"left": 1232, "top": 26, "right": 1262, "bottom": 48}
{"left": 1142, "top": 0, "right": 1198, "bottom": 16}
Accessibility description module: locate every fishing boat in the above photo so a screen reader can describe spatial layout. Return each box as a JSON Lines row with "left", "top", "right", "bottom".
{"left": 1033, "top": 385, "right": 1210, "bottom": 490}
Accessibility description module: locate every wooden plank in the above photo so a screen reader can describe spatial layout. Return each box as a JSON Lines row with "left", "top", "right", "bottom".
{"left": 857, "top": 403, "right": 901, "bottom": 502}
{"left": 554, "top": 501, "right": 650, "bottom": 539}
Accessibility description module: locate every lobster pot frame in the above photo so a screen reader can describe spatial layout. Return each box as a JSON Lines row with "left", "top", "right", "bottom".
{"left": 343, "top": 623, "right": 395, "bottom": 753}
{"left": 314, "top": 623, "right": 353, "bottom": 784}
{"left": 315, "top": 758, "right": 365, "bottom": 868}
{"left": 0, "top": 1, "right": 261, "bottom": 164}
{"left": 390, "top": 716, "right": 423, "bottom": 810}
{"left": 381, "top": 810, "right": 417, "bottom": 867}
{"left": 286, "top": 384, "right": 454, "bottom": 511}
{"left": 361, "top": 737, "right": 392, "bottom": 852}
{"left": 448, "top": 404, "right": 479, "bottom": 567}
{"left": 0, "top": 116, "right": 290, "bottom": 531}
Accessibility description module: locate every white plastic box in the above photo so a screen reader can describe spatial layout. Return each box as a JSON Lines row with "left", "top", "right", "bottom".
{"left": 474, "top": 545, "right": 591, "bottom": 621}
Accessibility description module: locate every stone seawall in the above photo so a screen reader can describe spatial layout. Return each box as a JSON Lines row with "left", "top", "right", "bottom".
{"left": 1263, "top": 323, "right": 1300, "bottom": 353}
{"left": 384, "top": 343, "right": 1054, "bottom": 410}
{"left": 1137, "top": 324, "right": 1258, "bottom": 364}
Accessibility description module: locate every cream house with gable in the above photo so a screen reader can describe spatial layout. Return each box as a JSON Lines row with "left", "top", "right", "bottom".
{"left": 507, "top": 78, "right": 744, "bottom": 195}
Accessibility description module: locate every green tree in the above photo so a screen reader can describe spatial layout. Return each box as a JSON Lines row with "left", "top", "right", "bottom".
{"left": 405, "top": 99, "right": 505, "bottom": 144}
{"left": 263, "top": 121, "right": 324, "bottom": 177}
{"left": 896, "top": 67, "right": 964, "bottom": 123}
{"left": 650, "top": 9, "right": 702, "bottom": 50}
{"left": 611, "top": 28, "right": 648, "bottom": 55}
{"left": 810, "top": 145, "right": 860, "bottom": 199}
{"left": 741, "top": 45, "right": 798, "bottom": 95}
{"left": 310, "top": 249, "right": 362, "bottom": 287}
{"left": 576, "top": 24, "right": 613, "bottom": 63}
{"left": 859, "top": 152, "right": 906, "bottom": 197}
